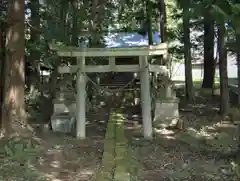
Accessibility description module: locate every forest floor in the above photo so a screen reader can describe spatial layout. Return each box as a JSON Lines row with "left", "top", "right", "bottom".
{"left": 1, "top": 94, "right": 240, "bottom": 180}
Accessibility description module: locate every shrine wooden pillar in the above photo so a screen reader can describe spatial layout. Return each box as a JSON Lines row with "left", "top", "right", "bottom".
{"left": 139, "top": 56, "right": 152, "bottom": 139}
{"left": 76, "top": 56, "right": 86, "bottom": 139}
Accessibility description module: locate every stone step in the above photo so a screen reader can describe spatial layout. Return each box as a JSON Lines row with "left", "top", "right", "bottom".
{"left": 96, "top": 110, "right": 131, "bottom": 181}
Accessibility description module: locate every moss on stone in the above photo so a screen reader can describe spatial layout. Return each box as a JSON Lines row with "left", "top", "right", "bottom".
{"left": 96, "top": 113, "right": 116, "bottom": 181}
{"left": 114, "top": 112, "right": 130, "bottom": 181}
{"left": 96, "top": 110, "right": 133, "bottom": 181}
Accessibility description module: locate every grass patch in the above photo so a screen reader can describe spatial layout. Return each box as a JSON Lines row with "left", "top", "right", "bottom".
{"left": 0, "top": 136, "right": 45, "bottom": 181}
{"left": 96, "top": 110, "right": 137, "bottom": 181}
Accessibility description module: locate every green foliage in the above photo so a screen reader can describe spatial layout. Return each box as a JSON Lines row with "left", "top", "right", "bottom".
{"left": 25, "top": 87, "right": 42, "bottom": 121}
{"left": 0, "top": 137, "right": 44, "bottom": 181}
{"left": 3, "top": 137, "right": 37, "bottom": 162}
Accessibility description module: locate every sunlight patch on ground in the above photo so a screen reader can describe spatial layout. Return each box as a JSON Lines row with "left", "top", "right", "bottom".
{"left": 44, "top": 172, "right": 59, "bottom": 180}
{"left": 50, "top": 160, "right": 61, "bottom": 168}
{"left": 70, "top": 169, "right": 95, "bottom": 181}
{"left": 46, "top": 148, "right": 63, "bottom": 154}
{"left": 154, "top": 128, "right": 176, "bottom": 139}
{"left": 174, "top": 121, "right": 238, "bottom": 154}
{"left": 186, "top": 127, "right": 216, "bottom": 139}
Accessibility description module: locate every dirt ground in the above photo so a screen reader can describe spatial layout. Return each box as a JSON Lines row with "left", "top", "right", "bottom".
{"left": 1, "top": 95, "right": 240, "bottom": 181}
{"left": 127, "top": 96, "right": 240, "bottom": 181}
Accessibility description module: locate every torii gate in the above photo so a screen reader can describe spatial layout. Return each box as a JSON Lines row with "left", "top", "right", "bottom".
{"left": 49, "top": 42, "right": 168, "bottom": 139}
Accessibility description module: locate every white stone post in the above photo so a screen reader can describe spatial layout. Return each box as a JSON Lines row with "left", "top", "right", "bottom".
{"left": 139, "top": 56, "right": 152, "bottom": 139}
{"left": 109, "top": 56, "right": 116, "bottom": 71}
{"left": 76, "top": 56, "right": 86, "bottom": 139}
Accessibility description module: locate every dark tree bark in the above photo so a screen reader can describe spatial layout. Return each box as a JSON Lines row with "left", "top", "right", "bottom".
{"left": 0, "top": 21, "right": 6, "bottom": 128}
{"left": 202, "top": 10, "right": 215, "bottom": 89}
{"left": 159, "top": 0, "right": 167, "bottom": 43}
{"left": 0, "top": 0, "right": 8, "bottom": 128}
{"left": 236, "top": 32, "right": 240, "bottom": 103}
{"left": 183, "top": 0, "right": 194, "bottom": 102}
{"left": 1, "top": 0, "right": 26, "bottom": 134}
{"left": 159, "top": 0, "right": 167, "bottom": 65}
{"left": 59, "top": 0, "right": 68, "bottom": 43}
{"left": 237, "top": 51, "right": 240, "bottom": 103}
{"left": 71, "top": 0, "right": 79, "bottom": 47}
{"left": 71, "top": 0, "right": 79, "bottom": 66}
{"left": 27, "top": 0, "right": 41, "bottom": 91}
{"left": 146, "top": 0, "right": 153, "bottom": 45}
{"left": 218, "top": 22, "right": 229, "bottom": 115}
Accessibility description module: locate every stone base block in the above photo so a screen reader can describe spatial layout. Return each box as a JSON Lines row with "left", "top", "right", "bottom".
{"left": 51, "top": 114, "right": 75, "bottom": 133}
{"left": 153, "top": 99, "right": 179, "bottom": 127}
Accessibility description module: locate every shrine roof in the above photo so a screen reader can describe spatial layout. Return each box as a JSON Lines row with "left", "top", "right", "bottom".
{"left": 103, "top": 32, "right": 160, "bottom": 48}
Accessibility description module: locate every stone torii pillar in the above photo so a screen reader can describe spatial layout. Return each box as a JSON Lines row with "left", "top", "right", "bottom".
{"left": 76, "top": 56, "right": 86, "bottom": 139}
{"left": 139, "top": 56, "right": 152, "bottom": 139}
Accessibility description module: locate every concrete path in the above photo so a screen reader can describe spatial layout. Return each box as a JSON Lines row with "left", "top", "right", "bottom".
{"left": 96, "top": 109, "right": 131, "bottom": 181}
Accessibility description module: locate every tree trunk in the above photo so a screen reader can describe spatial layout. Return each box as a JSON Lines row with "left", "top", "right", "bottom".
{"left": 183, "top": 0, "right": 194, "bottom": 102}
{"left": 159, "top": 0, "right": 167, "bottom": 42}
{"left": 159, "top": 0, "right": 167, "bottom": 65}
{"left": 0, "top": 21, "right": 6, "bottom": 128}
{"left": 71, "top": 0, "right": 79, "bottom": 47}
{"left": 71, "top": 0, "right": 79, "bottom": 67}
{"left": 202, "top": 11, "right": 215, "bottom": 89}
{"left": 1, "top": 0, "right": 26, "bottom": 134}
{"left": 27, "top": 0, "right": 41, "bottom": 92}
{"left": 218, "top": 22, "right": 229, "bottom": 115}
{"left": 236, "top": 31, "right": 240, "bottom": 104}
{"left": 59, "top": 0, "right": 68, "bottom": 43}
{"left": 237, "top": 51, "right": 240, "bottom": 104}
{"left": 146, "top": 0, "right": 153, "bottom": 45}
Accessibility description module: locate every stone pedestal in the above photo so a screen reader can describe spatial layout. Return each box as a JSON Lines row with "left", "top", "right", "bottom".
{"left": 51, "top": 98, "right": 77, "bottom": 133}
{"left": 51, "top": 78, "right": 77, "bottom": 133}
{"left": 51, "top": 113, "right": 75, "bottom": 133}
{"left": 153, "top": 81, "right": 180, "bottom": 128}
{"left": 153, "top": 98, "right": 179, "bottom": 127}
